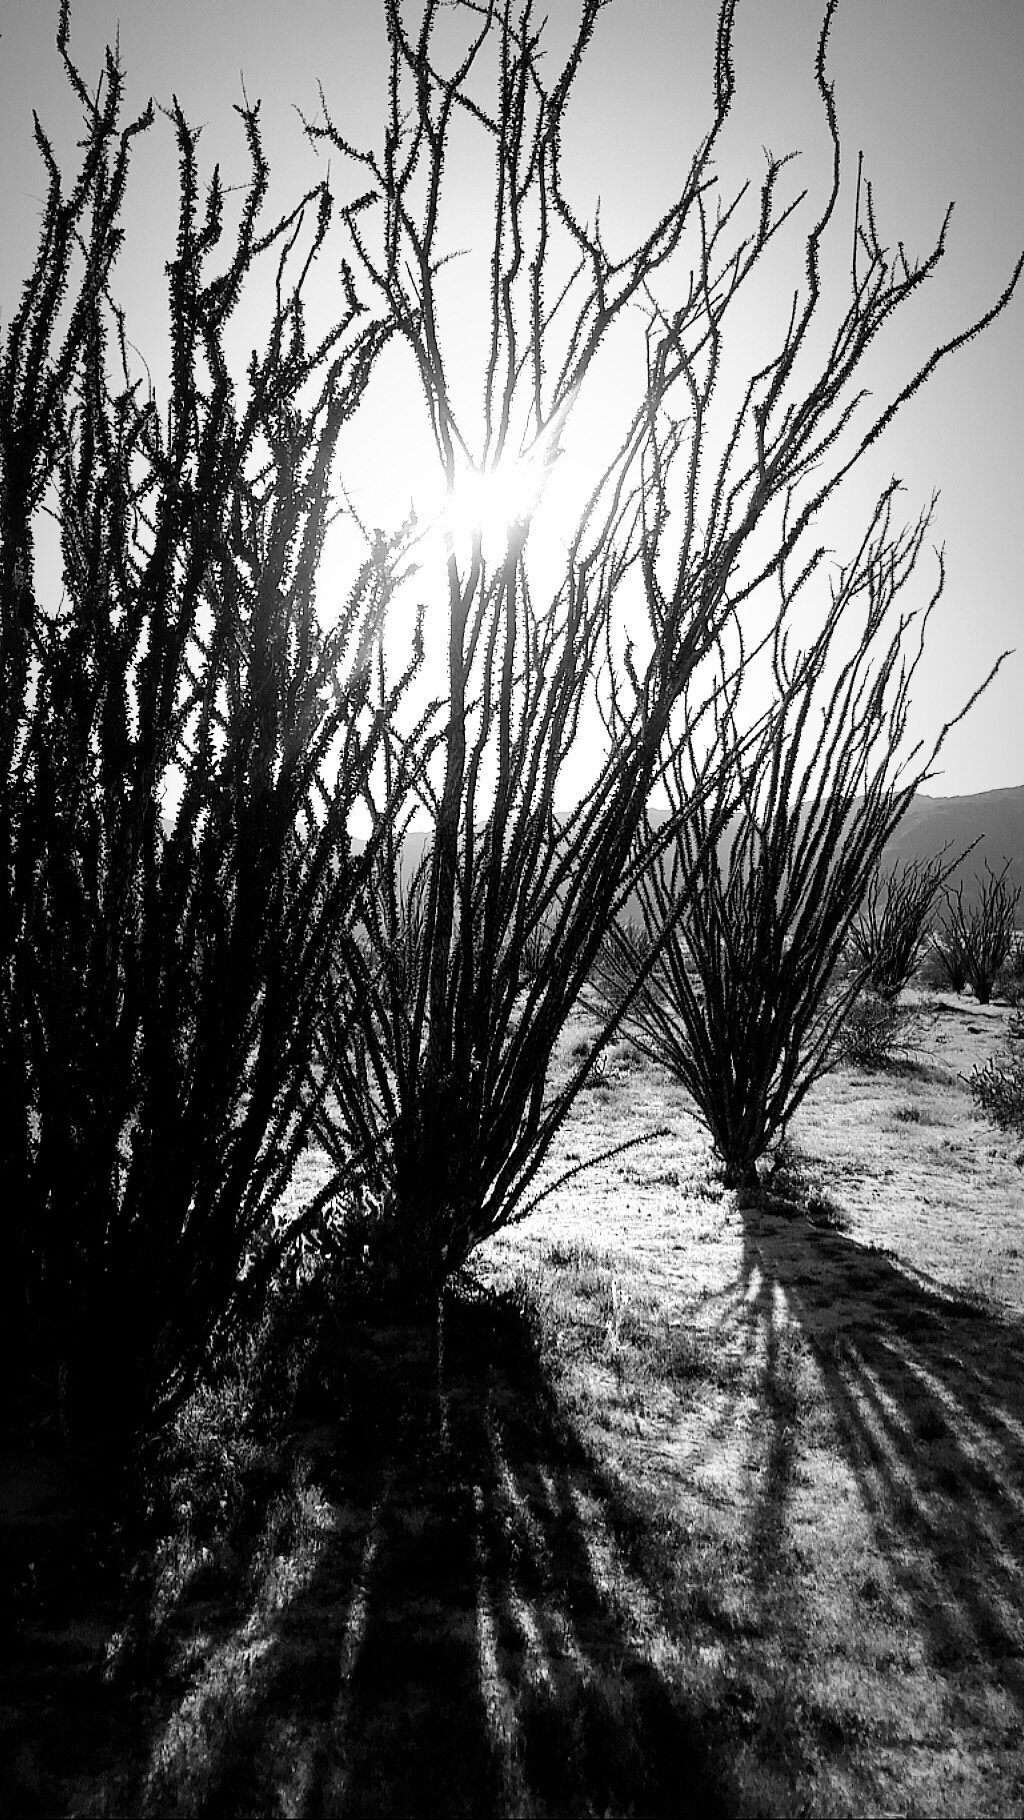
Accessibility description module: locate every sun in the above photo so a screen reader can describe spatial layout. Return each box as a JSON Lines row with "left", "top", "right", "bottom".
{"left": 429, "top": 383, "right": 583, "bottom": 562}
{"left": 440, "top": 453, "right": 549, "bottom": 556}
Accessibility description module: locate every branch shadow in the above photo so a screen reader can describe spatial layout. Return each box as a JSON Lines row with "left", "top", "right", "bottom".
{"left": 99, "top": 1286, "right": 729, "bottom": 1818}
{"left": 734, "top": 1196, "right": 1024, "bottom": 1703}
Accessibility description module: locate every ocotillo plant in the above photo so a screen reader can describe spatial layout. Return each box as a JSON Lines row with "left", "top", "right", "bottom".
{"left": 934, "top": 863, "right": 1022, "bottom": 1004}
{"left": 304, "top": 0, "right": 1019, "bottom": 1296}
{"left": 848, "top": 846, "right": 977, "bottom": 1002}
{"left": 590, "top": 493, "right": 1002, "bottom": 1192}
{"left": 0, "top": 12, "right": 419, "bottom": 1450}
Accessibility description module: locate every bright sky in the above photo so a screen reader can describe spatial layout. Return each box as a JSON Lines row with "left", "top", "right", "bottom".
{"left": 2, "top": 0, "right": 1022, "bottom": 797}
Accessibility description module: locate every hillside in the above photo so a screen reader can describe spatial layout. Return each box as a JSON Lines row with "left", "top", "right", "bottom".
{"left": 355, "top": 783, "right": 1024, "bottom": 927}
{"left": 880, "top": 782, "right": 1024, "bottom": 915}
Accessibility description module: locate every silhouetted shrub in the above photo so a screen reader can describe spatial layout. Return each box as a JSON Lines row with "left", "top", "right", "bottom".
{"left": 0, "top": 15, "right": 416, "bottom": 1451}
{"left": 307, "top": 0, "right": 1018, "bottom": 1271}
{"left": 590, "top": 495, "right": 989, "bottom": 1190}
{"left": 918, "top": 943, "right": 966, "bottom": 993}
{"left": 848, "top": 849, "right": 972, "bottom": 1002}
{"left": 932, "top": 863, "right": 1021, "bottom": 1005}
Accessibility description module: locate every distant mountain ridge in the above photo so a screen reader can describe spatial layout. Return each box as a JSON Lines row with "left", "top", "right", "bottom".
{"left": 611, "top": 783, "right": 1024, "bottom": 930}
{"left": 879, "top": 782, "right": 1024, "bottom": 917}
{"left": 186, "top": 780, "right": 1021, "bottom": 926}
{"left": 363, "top": 785, "right": 1024, "bottom": 923}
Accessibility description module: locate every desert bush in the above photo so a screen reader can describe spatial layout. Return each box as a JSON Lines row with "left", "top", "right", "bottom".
{"left": 590, "top": 491, "right": 993, "bottom": 1190}
{"left": 763, "top": 1137, "right": 849, "bottom": 1227}
{"left": 918, "top": 942, "right": 966, "bottom": 993}
{"left": 969, "top": 1009, "right": 1024, "bottom": 1148}
{"left": 995, "top": 935, "right": 1024, "bottom": 1007}
{"left": 304, "top": 0, "right": 1020, "bottom": 1288}
{"left": 933, "top": 863, "right": 1021, "bottom": 1004}
{"left": 970, "top": 1056, "right": 1024, "bottom": 1141}
{"left": 0, "top": 14, "right": 418, "bottom": 1450}
{"left": 847, "top": 848, "right": 972, "bottom": 1002}
{"left": 835, "top": 992, "right": 915, "bottom": 1071}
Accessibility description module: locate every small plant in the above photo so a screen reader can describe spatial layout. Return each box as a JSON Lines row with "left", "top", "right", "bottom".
{"left": 969, "top": 1007, "right": 1024, "bottom": 1148}
{"left": 932, "top": 862, "right": 1021, "bottom": 1004}
{"left": 763, "top": 1136, "right": 849, "bottom": 1226}
{"left": 836, "top": 992, "right": 915, "bottom": 1070}
{"left": 969, "top": 1056, "right": 1024, "bottom": 1144}
{"left": 995, "top": 935, "right": 1024, "bottom": 1008}
{"left": 918, "top": 941, "right": 966, "bottom": 993}
{"left": 847, "top": 848, "right": 973, "bottom": 1001}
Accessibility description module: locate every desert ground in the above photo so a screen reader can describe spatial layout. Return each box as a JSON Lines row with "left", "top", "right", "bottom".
{"left": 4, "top": 988, "right": 1023, "bottom": 1816}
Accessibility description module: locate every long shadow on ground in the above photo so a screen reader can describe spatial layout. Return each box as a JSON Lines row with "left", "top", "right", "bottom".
{"left": 736, "top": 1200, "right": 1024, "bottom": 1710}
{"left": 14, "top": 1190, "right": 1022, "bottom": 1814}
{"left": 64, "top": 1286, "right": 729, "bottom": 1818}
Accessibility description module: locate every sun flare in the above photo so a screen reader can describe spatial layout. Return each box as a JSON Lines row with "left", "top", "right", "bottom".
{"left": 430, "top": 383, "right": 583, "bottom": 561}
{"left": 440, "top": 455, "right": 548, "bottom": 554}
